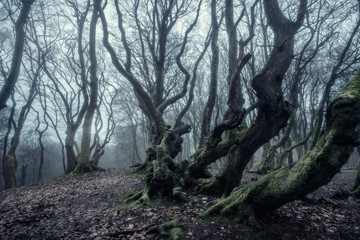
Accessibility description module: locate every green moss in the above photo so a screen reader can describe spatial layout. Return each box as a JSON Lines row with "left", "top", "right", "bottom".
{"left": 73, "top": 159, "right": 93, "bottom": 173}
{"left": 172, "top": 187, "right": 187, "bottom": 202}
{"left": 200, "top": 185, "right": 255, "bottom": 224}
{"left": 337, "top": 69, "right": 360, "bottom": 100}
{"left": 200, "top": 69, "right": 360, "bottom": 226}
{"left": 125, "top": 155, "right": 185, "bottom": 206}
{"left": 150, "top": 218, "right": 185, "bottom": 240}
{"left": 110, "top": 208, "right": 120, "bottom": 220}
{"left": 197, "top": 177, "right": 225, "bottom": 197}
{"left": 178, "top": 177, "right": 184, "bottom": 186}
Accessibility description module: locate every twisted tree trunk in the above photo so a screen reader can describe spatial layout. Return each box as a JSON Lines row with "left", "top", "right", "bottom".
{"left": 197, "top": 0, "right": 307, "bottom": 196}
{"left": 203, "top": 69, "right": 360, "bottom": 223}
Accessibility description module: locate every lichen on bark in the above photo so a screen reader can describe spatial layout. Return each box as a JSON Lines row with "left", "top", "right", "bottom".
{"left": 125, "top": 129, "right": 187, "bottom": 207}
{"left": 202, "top": 69, "right": 360, "bottom": 223}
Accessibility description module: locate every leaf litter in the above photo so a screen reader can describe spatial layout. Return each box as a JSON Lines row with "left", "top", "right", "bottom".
{"left": 0, "top": 169, "right": 359, "bottom": 239}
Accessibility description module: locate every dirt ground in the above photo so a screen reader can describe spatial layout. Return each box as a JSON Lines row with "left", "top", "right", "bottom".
{"left": 0, "top": 169, "right": 359, "bottom": 239}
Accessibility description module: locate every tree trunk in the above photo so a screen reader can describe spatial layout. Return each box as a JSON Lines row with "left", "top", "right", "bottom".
{"left": 3, "top": 70, "right": 38, "bottom": 189}
{"left": 196, "top": 0, "right": 307, "bottom": 196}
{"left": 0, "top": 0, "right": 35, "bottom": 110}
{"left": 20, "top": 164, "right": 27, "bottom": 186}
{"left": 251, "top": 114, "right": 295, "bottom": 174}
{"left": 202, "top": 69, "right": 360, "bottom": 223}
{"left": 3, "top": 147, "right": 17, "bottom": 189}
{"left": 127, "top": 123, "right": 187, "bottom": 206}
{"left": 2, "top": 96, "right": 16, "bottom": 188}
{"left": 352, "top": 145, "right": 360, "bottom": 198}
{"left": 37, "top": 131, "right": 45, "bottom": 183}
{"left": 74, "top": 0, "right": 100, "bottom": 173}
{"left": 186, "top": 0, "right": 256, "bottom": 184}
{"left": 65, "top": 126, "right": 78, "bottom": 173}
{"left": 198, "top": 0, "right": 219, "bottom": 148}
{"left": 186, "top": 124, "right": 246, "bottom": 180}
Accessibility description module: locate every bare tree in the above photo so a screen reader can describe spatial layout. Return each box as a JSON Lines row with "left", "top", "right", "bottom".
{"left": 2, "top": 58, "right": 41, "bottom": 188}
{"left": 74, "top": 0, "right": 102, "bottom": 173}
{"left": 99, "top": 0, "right": 206, "bottom": 203}
{"left": 33, "top": 108, "right": 48, "bottom": 182}
{"left": 0, "top": 0, "right": 35, "bottom": 110}
{"left": 203, "top": 68, "right": 360, "bottom": 223}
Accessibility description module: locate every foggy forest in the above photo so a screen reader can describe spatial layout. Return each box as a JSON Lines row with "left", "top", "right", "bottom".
{"left": 0, "top": 0, "right": 360, "bottom": 239}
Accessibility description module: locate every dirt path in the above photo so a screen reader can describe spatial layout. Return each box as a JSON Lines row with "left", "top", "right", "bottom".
{"left": 0, "top": 169, "right": 359, "bottom": 239}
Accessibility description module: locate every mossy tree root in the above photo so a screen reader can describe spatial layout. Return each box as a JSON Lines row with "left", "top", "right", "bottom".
{"left": 202, "top": 69, "right": 360, "bottom": 223}
{"left": 197, "top": 176, "right": 227, "bottom": 197}
{"left": 125, "top": 159, "right": 187, "bottom": 207}
{"left": 149, "top": 218, "right": 185, "bottom": 240}
{"left": 72, "top": 157, "right": 104, "bottom": 174}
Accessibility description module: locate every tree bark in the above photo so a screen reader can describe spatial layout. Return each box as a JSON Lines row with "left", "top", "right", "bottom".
{"left": 3, "top": 64, "right": 38, "bottom": 189}
{"left": 126, "top": 124, "right": 188, "bottom": 206}
{"left": 74, "top": 0, "right": 100, "bottom": 173}
{"left": 186, "top": 0, "right": 256, "bottom": 182}
{"left": 198, "top": 0, "right": 220, "bottom": 148}
{"left": 0, "top": 0, "right": 35, "bottom": 110}
{"left": 35, "top": 110, "right": 48, "bottom": 183}
{"left": 197, "top": 0, "right": 307, "bottom": 196}
{"left": 2, "top": 95, "right": 16, "bottom": 188}
{"left": 99, "top": 1, "right": 204, "bottom": 204}
{"left": 352, "top": 146, "right": 360, "bottom": 198}
{"left": 203, "top": 69, "right": 360, "bottom": 223}
{"left": 251, "top": 114, "right": 295, "bottom": 174}
{"left": 64, "top": 126, "right": 80, "bottom": 173}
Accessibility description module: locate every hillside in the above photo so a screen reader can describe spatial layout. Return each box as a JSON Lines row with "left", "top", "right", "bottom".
{"left": 0, "top": 169, "right": 359, "bottom": 239}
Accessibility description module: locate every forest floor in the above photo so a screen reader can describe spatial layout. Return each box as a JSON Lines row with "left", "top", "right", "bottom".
{"left": 0, "top": 168, "right": 359, "bottom": 240}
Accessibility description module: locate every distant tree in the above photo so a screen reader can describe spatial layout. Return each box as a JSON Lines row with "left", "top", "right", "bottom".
{"left": 198, "top": 0, "right": 220, "bottom": 149}
{"left": 310, "top": 13, "right": 360, "bottom": 149}
{"left": 42, "top": 1, "right": 91, "bottom": 173}
{"left": 73, "top": 0, "right": 102, "bottom": 173}
{"left": 33, "top": 108, "right": 48, "bottom": 182}
{"left": 2, "top": 62, "right": 41, "bottom": 189}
